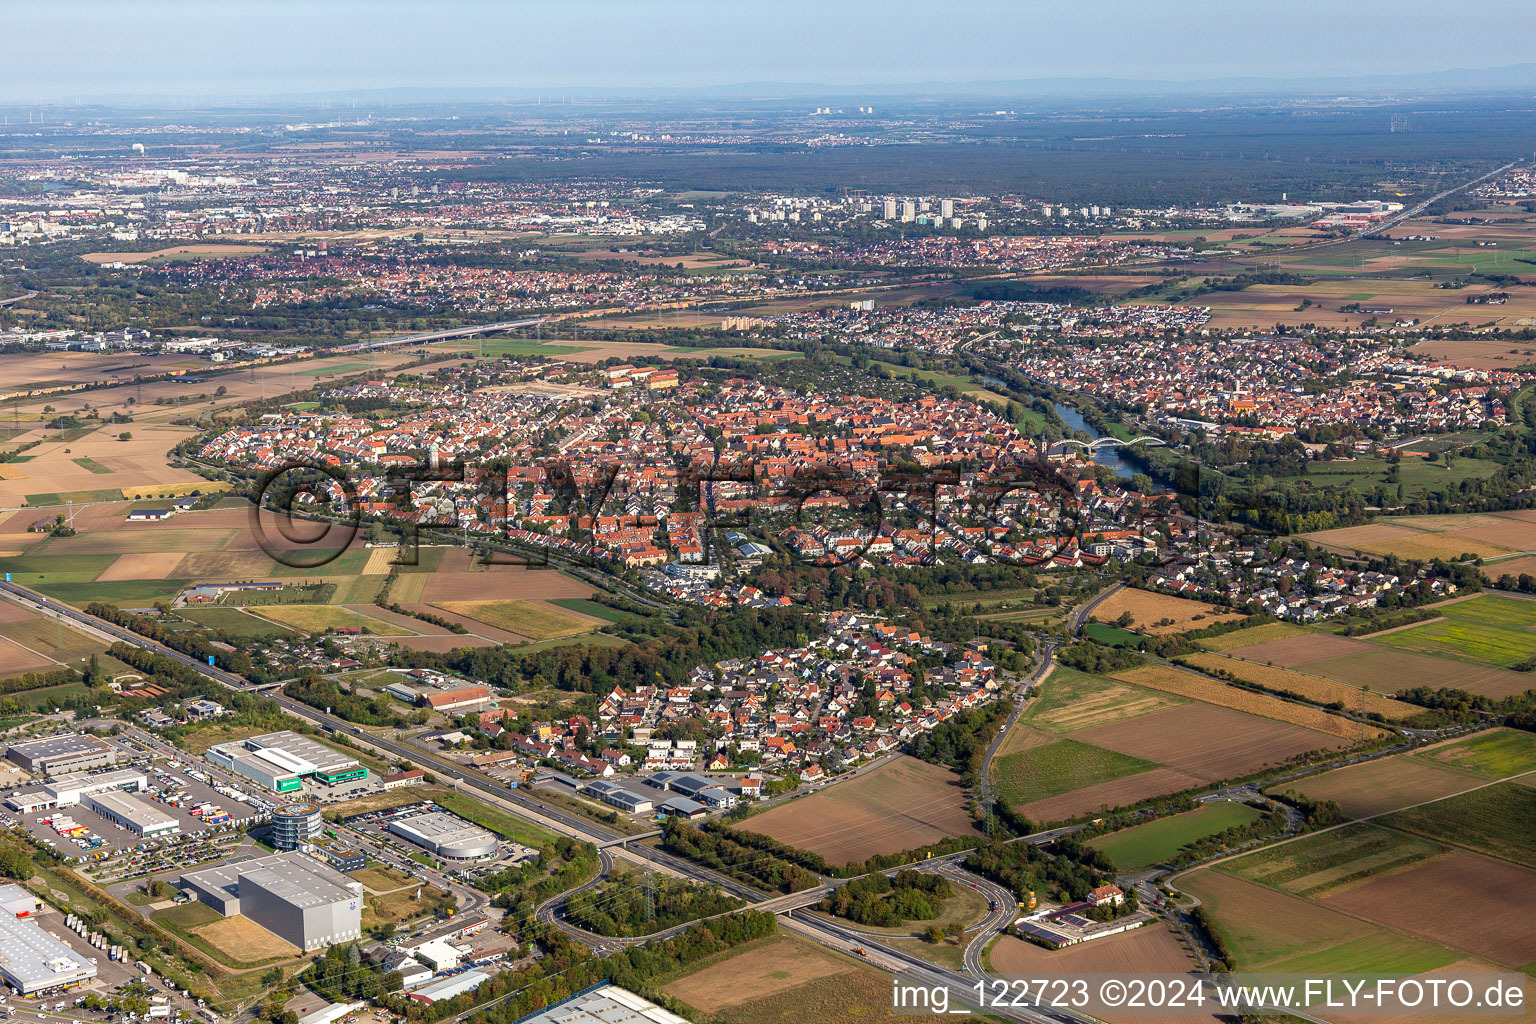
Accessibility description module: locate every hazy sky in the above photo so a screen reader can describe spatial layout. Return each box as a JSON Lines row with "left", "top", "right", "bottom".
{"left": 8, "top": 0, "right": 1536, "bottom": 101}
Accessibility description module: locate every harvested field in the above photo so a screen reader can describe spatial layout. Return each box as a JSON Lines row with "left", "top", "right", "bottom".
{"left": 1179, "top": 870, "right": 1373, "bottom": 968}
{"left": 1322, "top": 961, "right": 1533, "bottom": 1024}
{"left": 401, "top": 604, "right": 530, "bottom": 643}
{"left": 1321, "top": 852, "right": 1536, "bottom": 966}
{"left": 1306, "top": 511, "right": 1536, "bottom": 566}
{"left": 737, "top": 756, "right": 979, "bottom": 864}
{"left": 388, "top": 634, "right": 498, "bottom": 652}
{"left": 96, "top": 551, "right": 186, "bottom": 581}
{"left": 0, "top": 636, "right": 55, "bottom": 675}
{"left": 1112, "top": 664, "right": 1387, "bottom": 741}
{"left": 1219, "top": 632, "right": 1372, "bottom": 667}
{"left": 1182, "top": 653, "right": 1420, "bottom": 719}
{"left": 431, "top": 599, "right": 596, "bottom": 640}
{"left": 1018, "top": 768, "right": 1206, "bottom": 824}
{"left": 247, "top": 603, "right": 412, "bottom": 636}
{"left": 1019, "top": 666, "right": 1185, "bottom": 734}
{"left": 419, "top": 566, "right": 591, "bottom": 602}
{"left": 190, "top": 915, "right": 299, "bottom": 963}
{"left": 1088, "top": 589, "right": 1245, "bottom": 636}
{"left": 665, "top": 934, "right": 854, "bottom": 1014}
{"left": 1268, "top": 755, "right": 1483, "bottom": 819}
{"left": 82, "top": 244, "right": 268, "bottom": 264}
{"left": 989, "top": 925, "right": 1217, "bottom": 1024}
{"left": 361, "top": 547, "right": 397, "bottom": 575}
{"left": 1074, "top": 703, "right": 1344, "bottom": 781}
{"left": 1297, "top": 647, "right": 1536, "bottom": 699}
{"left": 1196, "top": 621, "right": 1309, "bottom": 652}
{"left": 172, "top": 551, "right": 278, "bottom": 579}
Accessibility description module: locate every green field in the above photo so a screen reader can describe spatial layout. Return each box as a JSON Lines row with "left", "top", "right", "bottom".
{"left": 432, "top": 599, "right": 594, "bottom": 640}
{"left": 0, "top": 553, "right": 117, "bottom": 583}
{"left": 70, "top": 457, "right": 113, "bottom": 475}
{"left": 1381, "top": 783, "right": 1536, "bottom": 867}
{"left": 1303, "top": 455, "right": 1503, "bottom": 497}
{"left": 21, "top": 487, "right": 126, "bottom": 506}
{"left": 247, "top": 603, "right": 412, "bottom": 636}
{"left": 1372, "top": 618, "right": 1536, "bottom": 668}
{"left": 433, "top": 791, "right": 560, "bottom": 848}
{"left": 1416, "top": 729, "right": 1536, "bottom": 779}
{"left": 1017, "top": 666, "right": 1184, "bottom": 734}
{"left": 1083, "top": 622, "right": 1143, "bottom": 648}
{"left": 1089, "top": 802, "right": 1263, "bottom": 871}
{"left": 181, "top": 607, "right": 295, "bottom": 638}
{"left": 550, "top": 597, "right": 641, "bottom": 624}
{"left": 1263, "top": 932, "right": 1461, "bottom": 976}
{"left": 33, "top": 579, "right": 189, "bottom": 608}
{"left": 1219, "top": 824, "right": 1444, "bottom": 897}
{"left": 992, "top": 738, "right": 1156, "bottom": 807}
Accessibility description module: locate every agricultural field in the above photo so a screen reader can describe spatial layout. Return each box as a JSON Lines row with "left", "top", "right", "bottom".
{"left": 246, "top": 603, "right": 412, "bottom": 636}
{"left": 737, "top": 756, "right": 980, "bottom": 864}
{"left": 1088, "top": 589, "right": 1245, "bottom": 636}
{"left": 1219, "top": 824, "right": 1444, "bottom": 899}
{"left": 663, "top": 932, "right": 961, "bottom": 1024}
{"left": 1181, "top": 653, "right": 1420, "bottom": 719}
{"left": 988, "top": 925, "right": 1219, "bottom": 1024}
{"left": 430, "top": 598, "right": 598, "bottom": 640}
{"left": 0, "top": 425, "right": 225, "bottom": 508}
{"left": 1305, "top": 510, "right": 1536, "bottom": 567}
{"left": 1015, "top": 667, "right": 1186, "bottom": 734}
{"left": 1414, "top": 728, "right": 1536, "bottom": 779}
{"left": 1113, "top": 664, "right": 1385, "bottom": 741}
{"left": 180, "top": 606, "right": 296, "bottom": 638}
{"left": 1072, "top": 703, "right": 1345, "bottom": 781}
{"left": 1381, "top": 782, "right": 1536, "bottom": 868}
{"left": 1367, "top": 593, "right": 1536, "bottom": 668}
{"left": 1195, "top": 621, "right": 1309, "bottom": 652}
{"left": 991, "top": 738, "right": 1157, "bottom": 809}
{"left": 1088, "top": 802, "right": 1264, "bottom": 872}
{"left": 1268, "top": 752, "right": 1486, "bottom": 819}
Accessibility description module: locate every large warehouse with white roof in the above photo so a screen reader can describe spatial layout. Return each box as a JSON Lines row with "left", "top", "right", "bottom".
{"left": 0, "top": 884, "right": 97, "bottom": 995}
{"left": 180, "top": 852, "right": 363, "bottom": 951}
{"left": 207, "top": 731, "right": 367, "bottom": 793}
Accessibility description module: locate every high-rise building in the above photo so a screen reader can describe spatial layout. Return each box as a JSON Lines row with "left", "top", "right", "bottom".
{"left": 901, "top": 200, "right": 916, "bottom": 222}
{"left": 941, "top": 199, "right": 954, "bottom": 218}
{"left": 882, "top": 198, "right": 897, "bottom": 220}
{"left": 271, "top": 800, "right": 323, "bottom": 851}
{"left": 976, "top": 216, "right": 988, "bottom": 232}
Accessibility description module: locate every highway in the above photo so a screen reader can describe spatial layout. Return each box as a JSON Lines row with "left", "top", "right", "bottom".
{"left": 0, "top": 578, "right": 1114, "bottom": 1024}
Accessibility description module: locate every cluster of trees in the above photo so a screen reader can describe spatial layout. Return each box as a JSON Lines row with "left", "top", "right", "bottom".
{"left": 88, "top": 602, "right": 257, "bottom": 677}
{"left": 304, "top": 943, "right": 403, "bottom": 1002}
{"left": 1057, "top": 641, "right": 1144, "bottom": 675}
{"left": 565, "top": 874, "right": 743, "bottom": 937}
{"left": 475, "top": 837, "right": 598, "bottom": 916}
{"left": 963, "top": 836, "right": 1114, "bottom": 906}
{"left": 818, "top": 869, "right": 952, "bottom": 927}
{"left": 285, "top": 673, "right": 413, "bottom": 728}
{"left": 661, "top": 819, "right": 818, "bottom": 893}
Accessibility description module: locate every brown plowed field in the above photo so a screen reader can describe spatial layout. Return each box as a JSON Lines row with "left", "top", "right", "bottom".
{"left": 1018, "top": 767, "right": 1206, "bottom": 823}
{"left": 1074, "top": 703, "right": 1343, "bottom": 781}
{"left": 1325, "top": 960, "right": 1533, "bottom": 1024}
{"left": 97, "top": 552, "right": 185, "bottom": 581}
{"left": 1114, "top": 665, "right": 1386, "bottom": 741}
{"left": 0, "top": 636, "right": 56, "bottom": 674}
{"left": 1223, "top": 633, "right": 1373, "bottom": 667}
{"left": 401, "top": 604, "right": 530, "bottom": 643}
{"left": 991, "top": 925, "right": 1218, "bottom": 1024}
{"left": 1268, "top": 755, "right": 1482, "bottom": 819}
{"left": 737, "top": 756, "right": 979, "bottom": 864}
{"left": 419, "top": 567, "right": 591, "bottom": 602}
{"left": 1296, "top": 648, "right": 1536, "bottom": 699}
{"left": 1320, "top": 852, "right": 1536, "bottom": 966}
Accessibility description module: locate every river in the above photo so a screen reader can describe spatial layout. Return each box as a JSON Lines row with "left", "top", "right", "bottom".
{"left": 1053, "top": 401, "right": 1135, "bottom": 479}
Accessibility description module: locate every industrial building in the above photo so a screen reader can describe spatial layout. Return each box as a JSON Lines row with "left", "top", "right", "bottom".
{"left": 386, "top": 810, "right": 498, "bottom": 862}
{"left": 580, "top": 780, "right": 653, "bottom": 814}
{"left": 407, "top": 971, "right": 489, "bottom": 1004}
{"left": 6, "top": 769, "right": 147, "bottom": 813}
{"left": 207, "top": 731, "right": 366, "bottom": 793}
{"left": 643, "top": 773, "right": 735, "bottom": 806}
{"left": 82, "top": 790, "right": 180, "bottom": 838}
{"left": 310, "top": 837, "right": 366, "bottom": 873}
{"left": 514, "top": 985, "right": 687, "bottom": 1024}
{"left": 0, "top": 885, "right": 97, "bottom": 995}
{"left": 180, "top": 853, "right": 363, "bottom": 951}
{"left": 271, "top": 800, "right": 323, "bottom": 851}
{"left": 4, "top": 734, "right": 117, "bottom": 775}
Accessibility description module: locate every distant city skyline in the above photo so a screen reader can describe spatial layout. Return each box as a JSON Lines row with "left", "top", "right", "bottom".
{"left": 7, "top": 0, "right": 1536, "bottom": 103}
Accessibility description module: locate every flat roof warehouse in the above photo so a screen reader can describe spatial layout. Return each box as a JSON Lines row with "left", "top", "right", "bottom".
{"left": 0, "top": 884, "right": 96, "bottom": 995}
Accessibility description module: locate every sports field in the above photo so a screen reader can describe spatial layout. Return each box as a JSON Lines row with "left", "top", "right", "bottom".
{"left": 737, "top": 756, "right": 980, "bottom": 864}
{"left": 1088, "top": 802, "right": 1264, "bottom": 871}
